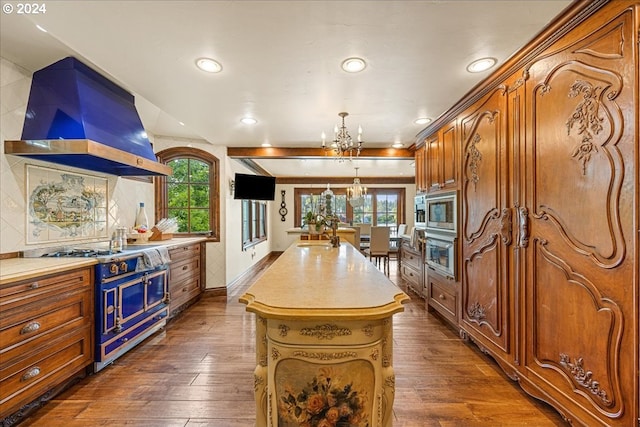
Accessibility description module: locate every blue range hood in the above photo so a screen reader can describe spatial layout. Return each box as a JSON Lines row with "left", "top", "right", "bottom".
{"left": 4, "top": 57, "right": 171, "bottom": 176}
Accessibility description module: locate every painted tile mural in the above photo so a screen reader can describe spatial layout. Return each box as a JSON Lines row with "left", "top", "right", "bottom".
{"left": 27, "top": 165, "right": 108, "bottom": 244}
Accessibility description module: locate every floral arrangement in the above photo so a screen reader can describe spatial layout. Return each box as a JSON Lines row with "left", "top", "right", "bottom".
{"left": 278, "top": 368, "right": 368, "bottom": 427}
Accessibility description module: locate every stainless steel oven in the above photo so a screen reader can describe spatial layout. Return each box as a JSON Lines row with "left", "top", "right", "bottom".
{"left": 426, "top": 192, "right": 457, "bottom": 233}
{"left": 425, "top": 233, "right": 456, "bottom": 280}
{"left": 415, "top": 194, "right": 426, "bottom": 228}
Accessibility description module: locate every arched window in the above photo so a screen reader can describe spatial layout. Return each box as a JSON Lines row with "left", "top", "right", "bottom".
{"left": 155, "top": 147, "right": 220, "bottom": 241}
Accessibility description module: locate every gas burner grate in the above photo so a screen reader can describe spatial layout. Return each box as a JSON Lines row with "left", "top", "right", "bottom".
{"left": 42, "top": 248, "right": 118, "bottom": 258}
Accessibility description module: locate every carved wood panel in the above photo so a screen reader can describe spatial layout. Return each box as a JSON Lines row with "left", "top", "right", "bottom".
{"left": 460, "top": 86, "right": 510, "bottom": 354}
{"left": 522, "top": 7, "right": 636, "bottom": 425}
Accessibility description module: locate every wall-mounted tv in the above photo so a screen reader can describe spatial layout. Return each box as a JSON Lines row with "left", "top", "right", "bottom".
{"left": 233, "top": 173, "right": 276, "bottom": 201}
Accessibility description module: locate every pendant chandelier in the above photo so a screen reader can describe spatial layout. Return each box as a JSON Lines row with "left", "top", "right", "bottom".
{"left": 347, "top": 167, "right": 367, "bottom": 208}
{"left": 321, "top": 112, "right": 363, "bottom": 161}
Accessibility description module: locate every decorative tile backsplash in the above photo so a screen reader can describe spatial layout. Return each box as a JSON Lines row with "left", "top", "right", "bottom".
{"left": 26, "top": 165, "right": 108, "bottom": 243}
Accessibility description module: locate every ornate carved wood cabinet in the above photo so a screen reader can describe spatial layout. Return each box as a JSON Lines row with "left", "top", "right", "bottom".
{"left": 419, "top": 1, "right": 639, "bottom": 425}
{"left": 0, "top": 266, "right": 94, "bottom": 422}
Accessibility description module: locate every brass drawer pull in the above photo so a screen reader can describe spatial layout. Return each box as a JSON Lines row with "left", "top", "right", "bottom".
{"left": 29, "top": 281, "right": 39, "bottom": 289}
{"left": 182, "top": 265, "right": 188, "bottom": 271}
{"left": 21, "top": 367, "right": 41, "bottom": 381}
{"left": 439, "top": 294, "right": 445, "bottom": 300}
{"left": 20, "top": 321, "right": 41, "bottom": 334}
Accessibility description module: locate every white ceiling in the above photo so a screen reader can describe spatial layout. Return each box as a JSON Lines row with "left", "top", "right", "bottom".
{"left": 0, "top": 0, "right": 571, "bottom": 178}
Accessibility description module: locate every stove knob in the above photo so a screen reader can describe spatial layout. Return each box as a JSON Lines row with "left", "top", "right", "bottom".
{"left": 110, "top": 264, "right": 119, "bottom": 274}
{"left": 120, "top": 262, "right": 128, "bottom": 272}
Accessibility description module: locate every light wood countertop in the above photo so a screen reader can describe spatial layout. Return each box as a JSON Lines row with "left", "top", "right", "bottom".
{"left": 240, "top": 240, "right": 409, "bottom": 320}
{"left": 0, "top": 237, "right": 208, "bottom": 285}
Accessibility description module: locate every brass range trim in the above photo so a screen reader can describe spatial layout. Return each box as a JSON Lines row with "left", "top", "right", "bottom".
{"left": 4, "top": 139, "right": 172, "bottom": 176}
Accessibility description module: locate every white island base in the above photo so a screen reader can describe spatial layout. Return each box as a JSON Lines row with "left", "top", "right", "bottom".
{"left": 240, "top": 241, "right": 409, "bottom": 427}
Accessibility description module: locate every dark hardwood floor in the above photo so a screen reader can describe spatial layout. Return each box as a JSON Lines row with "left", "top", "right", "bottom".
{"left": 19, "top": 256, "right": 567, "bottom": 426}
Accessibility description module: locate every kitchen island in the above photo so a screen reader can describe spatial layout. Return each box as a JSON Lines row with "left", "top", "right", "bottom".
{"left": 239, "top": 241, "right": 409, "bottom": 427}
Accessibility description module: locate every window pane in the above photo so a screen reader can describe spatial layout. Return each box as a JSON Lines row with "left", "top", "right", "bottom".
{"left": 168, "top": 209, "right": 188, "bottom": 232}
{"left": 189, "top": 160, "right": 209, "bottom": 183}
{"left": 190, "top": 209, "right": 209, "bottom": 232}
{"left": 190, "top": 184, "right": 210, "bottom": 208}
{"left": 168, "top": 184, "right": 188, "bottom": 208}
{"left": 168, "top": 159, "right": 189, "bottom": 183}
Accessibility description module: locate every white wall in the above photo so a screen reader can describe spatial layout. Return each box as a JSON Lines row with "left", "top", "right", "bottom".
{"left": 225, "top": 160, "right": 274, "bottom": 284}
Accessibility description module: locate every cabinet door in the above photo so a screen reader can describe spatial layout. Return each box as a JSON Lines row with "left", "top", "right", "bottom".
{"left": 440, "top": 120, "right": 457, "bottom": 189}
{"left": 414, "top": 143, "right": 426, "bottom": 193}
{"left": 425, "top": 134, "right": 440, "bottom": 190}
{"left": 522, "top": 7, "right": 636, "bottom": 425}
{"left": 460, "top": 85, "right": 512, "bottom": 363}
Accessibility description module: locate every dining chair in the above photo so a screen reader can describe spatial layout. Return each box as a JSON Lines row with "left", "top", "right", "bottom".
{"left": 389, "top": 224, "right": 406, "bottom": 264}
{"left": 365, "top": 226, "right": 390, "bottom": 274}
{"left": 355, "top": 223, "right": 372, "bottom": 251}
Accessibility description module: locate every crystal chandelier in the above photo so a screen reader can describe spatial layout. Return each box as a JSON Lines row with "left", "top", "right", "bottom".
{"left": 347, "top": 167, "right": 367, "bottom": 208}
{"left": 321, "top": 112, "right": 363, "bottom": 161}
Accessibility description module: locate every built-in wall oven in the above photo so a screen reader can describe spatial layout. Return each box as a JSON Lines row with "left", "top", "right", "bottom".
{"left": 425, "top": 233, "right": 456, "bottom": 280}
{"left": 414, "top": 194, "right": 426, "bottom": 228}
{"left": 426, "top": 192, "right": 457, "bottom": 233}
{"left": 424, "top": 191, "right": 458, "bottom": 280}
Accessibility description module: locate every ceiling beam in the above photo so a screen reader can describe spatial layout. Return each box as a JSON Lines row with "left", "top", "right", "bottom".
{"left": 275, "top": 176, "right": 414, "bottom": 185}
{"left": 227, "top": 147, "right": 414, "bottom": 159}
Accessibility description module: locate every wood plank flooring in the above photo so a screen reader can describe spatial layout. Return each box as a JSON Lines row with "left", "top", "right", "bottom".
{"left": 19, "top": 256, "right": 567, "bottom": 426}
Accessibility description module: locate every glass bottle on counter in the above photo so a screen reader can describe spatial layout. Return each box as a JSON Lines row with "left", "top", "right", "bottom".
{"left": 135, "top": 202, "right": 149, "bottom": 230}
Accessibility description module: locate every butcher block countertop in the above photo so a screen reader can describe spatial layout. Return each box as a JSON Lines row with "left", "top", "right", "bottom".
{"left": 0, "top": 237, "right": 207, "bottom": 285}
{"left": 240, "top": 240, "right": 409, "bottom": 320}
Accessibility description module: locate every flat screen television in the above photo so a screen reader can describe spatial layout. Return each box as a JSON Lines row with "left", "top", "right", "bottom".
{"left": 233, "top": 173, "right": 276, "bottom": 200}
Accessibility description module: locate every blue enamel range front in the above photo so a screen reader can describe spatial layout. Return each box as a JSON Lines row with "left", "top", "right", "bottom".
{"left": 35, "top": 246, "right": 170, "bottom": 372}
{"left": 92, "top": 249, "right": 169, "bottom": 372}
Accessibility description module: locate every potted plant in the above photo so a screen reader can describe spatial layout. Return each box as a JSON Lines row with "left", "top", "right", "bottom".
{"left": 303, "top": 211, "right": 326, "bottom": 234}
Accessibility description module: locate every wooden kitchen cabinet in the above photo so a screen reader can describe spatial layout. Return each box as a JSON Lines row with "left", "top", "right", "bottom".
{"left": 425, "top": 268, "right": 458, "bottom": 326}
{"left": 515, "top": 4, "right": 637, "bottom": 424}
{"left": 0, "top": 266, "right": 94, "bottom": 422}
{"left": 425, "top": 120, "right": 458, "bottom": 193}
{"left": 414, "top": 143, "right": 427, "bottom": 193}
{"left": 399, "top": 234, "right": 424, "bottom": 298}
{"left": 459, "top": 82, "right": 513, "bottom": 366}
{"left": 168, "top": 242, "right": 204, "bottom": 317}
{"left": 450, "top": 1, "right": 639, "bottom": 425}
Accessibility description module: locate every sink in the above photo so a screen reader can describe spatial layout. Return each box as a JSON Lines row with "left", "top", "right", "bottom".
{"left": 297, "top": 242, "right": 333, "bottom": 247}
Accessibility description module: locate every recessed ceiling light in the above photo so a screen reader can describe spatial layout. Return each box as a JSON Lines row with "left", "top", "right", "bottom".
{"left": 392, "top": 142, "right": 404, "bottom": 149}
{"left": 241, "top": 117, "right": 257, "bottom": 125}
{"left": 195, "top": 57, "right": 222, "bottom": 73}
{"left": 36, "top": 25, "right": 47, "bottom": 33}
{"left": 178, "top": 121, "right": 185, "bottom": 126}
{"left": 466, "top": 57, "right": 497, "bottom": 73}
{"left": 261, "top": 143, "right": 272, "bottom": 147}
{"left": 341, "top": 57, "right": 367, "bottom": 73}
{"left": 414, "top": 117, "right": 432, "bottom": 125}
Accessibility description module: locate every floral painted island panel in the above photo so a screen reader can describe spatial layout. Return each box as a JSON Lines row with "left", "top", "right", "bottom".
{"left": 27, "top": 165, "right": 108, "bottom": 244}
{"left": 277, "top": 361, "right": 374, "bottom": 427}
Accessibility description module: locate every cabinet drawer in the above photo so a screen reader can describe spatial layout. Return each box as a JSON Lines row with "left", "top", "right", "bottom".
{"left": 428, "top": 279, "right": 456, "bottom": 320}
{"left": 401, "top": 265, "right": 421, "bottom": 286}
{"left": 0, "top": 327, "right": 91, "bottom": 416}
{"left": 0, "top": 289, "right": 92, "bottom": 361}
{"left": 170, "top": 257, "right": 201, "bottom": 283}
{"left": 169, "top": 244, "right": 201, "bottom": 263}
{"left": 0, "top": 268, "right": 91, "bottom": 312}
{"left": 401, "top": 249, "right": 422, "bottom": 270}
{"left": 170, "top": 276, "right": 201, "bottom": 308}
